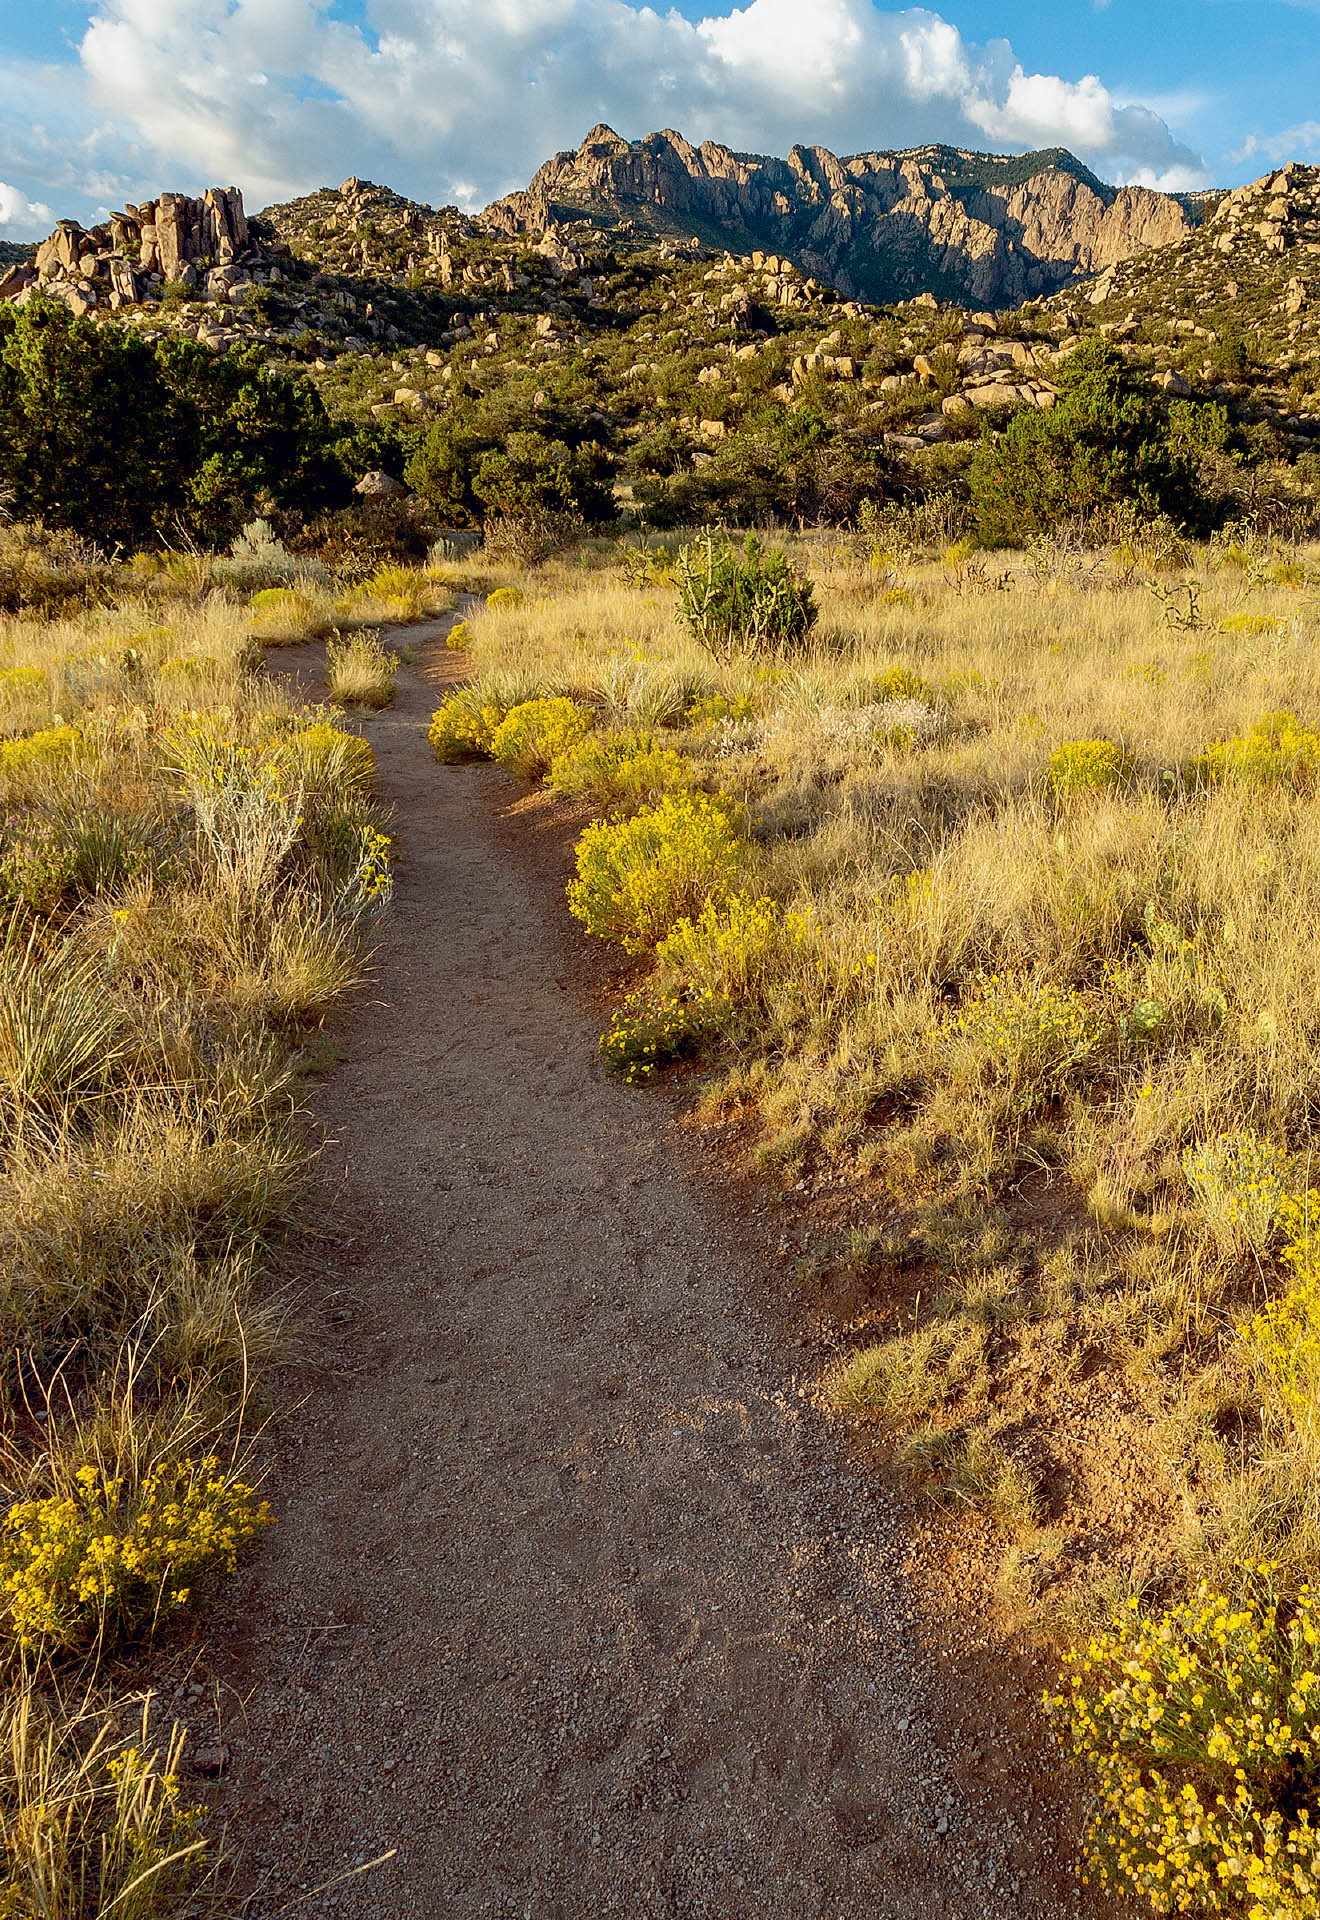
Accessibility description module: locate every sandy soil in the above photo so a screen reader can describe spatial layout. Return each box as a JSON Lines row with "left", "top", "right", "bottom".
{"left": 204, "top": 622, "right": 1119, "bottom": 1918}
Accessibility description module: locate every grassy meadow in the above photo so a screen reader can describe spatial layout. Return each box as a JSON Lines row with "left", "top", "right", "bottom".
{"left": 0, "top": 524, "right": 450, "bottom": 1913}
{"left": 436, "top": 521, "right": 1320, "bottom": 1913}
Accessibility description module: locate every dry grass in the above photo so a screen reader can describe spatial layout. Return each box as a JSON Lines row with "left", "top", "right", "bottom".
{"left": 0, "top": 539, "right": 395, "bottom": 1912}
{"left": 450, "top": 528, "right": 1320, "bottom": 1628}
{"left": 326, "top": 630, "right": 398, "bottom": 709}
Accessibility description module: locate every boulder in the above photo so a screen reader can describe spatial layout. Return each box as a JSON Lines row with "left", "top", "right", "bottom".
{"left": 1158, "top": 370, "right": 1192, "bottom": 397}
{"left": 0, "top": 265, "right": 35, "bottom": 302}
{"left": 963, "top": 382, "right": 1022, "bottom": 410}
{"left": 355, "top": 471, "right": 407, "bottom": 498}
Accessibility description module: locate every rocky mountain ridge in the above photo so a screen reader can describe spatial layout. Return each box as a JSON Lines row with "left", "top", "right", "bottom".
{"left": 484, "top": 125, "right": 1206, "bottom": 308}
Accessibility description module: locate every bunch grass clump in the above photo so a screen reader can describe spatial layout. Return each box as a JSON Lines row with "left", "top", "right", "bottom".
{"left": 326, "top": 630, "right": 397, "bottom": 709}
{"left": 1, "top": 1687, "right": 208, "bottom": 1920}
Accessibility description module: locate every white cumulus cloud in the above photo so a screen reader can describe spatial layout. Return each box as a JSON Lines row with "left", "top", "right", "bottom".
{"left": 0, "top": 181, "right": 53, "bottom": 240}
{"left": 54, "top": 0, "right": 1209, "bottom": 215}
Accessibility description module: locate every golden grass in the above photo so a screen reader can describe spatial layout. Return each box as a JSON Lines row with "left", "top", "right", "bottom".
{"left": 0, "top": 543, "right": 396, "bottom": 1912}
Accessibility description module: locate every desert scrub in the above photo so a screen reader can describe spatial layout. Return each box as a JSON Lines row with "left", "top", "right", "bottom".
{"left": 277, "top": 719, "right": 376, "bottom": 806}
{"left": 1191, "top": 712, "right": 1320, "bottom": 793}
{"left": 1183, "top": 1130, "right": 1290, "bottom": 1263}
{"left": 675, "top": 531, "right": 817, "bottom": 660}
{"left": 943, "top": 972, "right": 1104, "bottom": 1113}
{"left": 598, "top": 986, "right": 716, "bottom": 1083}
{"left": 489, "top": 697, "right": 590, "bottom": 779}
{"left": 428, "top": 689, "right": 509, "bottom": 762}
{"left": 567, "top": 790, "right": 746, "bottom": 953}
{"left": 1047, "top": 1571, "right": 1320, "bottom": 1915}
{"left": 0, "top": 1688, "right": 207, "bottom": 1919}
{"left": 1046, "top": 738, "right": 1135, "bottom": 797}
{"left": 546, "top": 730, "right": 693, "bottom": 807}
{"left": 0, "top": 1458, "right": 271, "bottom": 1654}
{"left": 326, "top": 630, "right": 397, "bottom": 709}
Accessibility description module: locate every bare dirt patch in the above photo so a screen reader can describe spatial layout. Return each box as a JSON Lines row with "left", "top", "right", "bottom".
{"left": 203, "top": 625, "right": 1127, "bottom": 1917}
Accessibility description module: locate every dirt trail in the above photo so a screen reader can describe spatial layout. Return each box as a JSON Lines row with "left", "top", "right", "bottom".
{"left": 210, "top": 624, "right": 1100, "bottom": 1918}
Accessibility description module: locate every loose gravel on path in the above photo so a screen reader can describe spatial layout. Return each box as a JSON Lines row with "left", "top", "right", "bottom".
{"left": 208, "top": 622, "right": 1114, "bottom": 1918}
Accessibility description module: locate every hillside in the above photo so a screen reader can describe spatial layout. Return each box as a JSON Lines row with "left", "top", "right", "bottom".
{"left": 5, "top": 151, "right": 1320, "bottom": 535}
{"left": 1046, "top": 160, "right": 1320, "bottom": 422}
{"left": 484, "top": 124, "right": 1204, "bottom": 307}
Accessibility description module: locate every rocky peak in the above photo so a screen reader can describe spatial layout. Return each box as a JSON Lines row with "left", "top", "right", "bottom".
{"left": 483, "top": 125, "right": 1204, "bottom": 307}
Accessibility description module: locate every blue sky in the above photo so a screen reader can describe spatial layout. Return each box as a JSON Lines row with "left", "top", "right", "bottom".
{"left": 0, "top": 0, "right": 1316, "bottom": 239}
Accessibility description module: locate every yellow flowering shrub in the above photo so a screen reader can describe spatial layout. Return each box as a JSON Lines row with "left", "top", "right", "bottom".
{"left": 488, "top": 697, "right": 590, "bottom": 779}
{"left": 1046, "top": 738, "right": 1135, "bottom": 797}
{"left": 656, "top": 891, "right": 791, "bottom": 1004}
{"left": 547, "top": 730, "right": 694, "bottom": 807}
{"left": 944, "top": 972, "right": 1103, "bottom": 1114}
{"left": 867, "top": 664, "right": 934, "bottom": 703}
{"left": 1183, "top": 1131, "right": 1290, "bottom": 1262}
{"left": 1220, "top": 614, "right": 1282, "bottom": 636}
{"left": 685, "top": 692, "right": 757, "bottom": 730}
{"left": 1191, "top": 713, "right": 1320, "bottom": 793}
{"left": 428, "top": 690, "right": 509, "bottom": 762}
{"left": 0, "top": 667, "right": 46, "bottom": 698}
{"left": 1048, "top": 1571, "right": 1320, "bottom": 1916}
{"left": 0, "top": 726, "right": 85, "bottom": 781}
{"left": 567, "top": 791, "right": 746, "bottom": 953}
{"left": 1242, "top": 1193, "right": 1320, "bottom": 1423}
{"left": 360, "top": 562, "right": 424, "bottom": 619}
{"left": 485, "top": 587, "right": 524, "bottom": 610}
{"left": 598, "top": 986, "right": 717, "bottom": 1083}
{"left": 0, "top": 1458, "right": 272, "bottom": 1653}
{"left": 445, "top": 619, "right": 471, "bottom": 651}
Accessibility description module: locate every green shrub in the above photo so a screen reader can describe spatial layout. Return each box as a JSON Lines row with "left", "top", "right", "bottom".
{"left": 489, "top": 697, "right": 590, "bottom": 779}
{"left": 1047, "top": 1570, "right": 1320, "bottom": 1916}
{"left": 567, "top": 791, "right": 745, "bottom": 953}
{"left": 1046, "top": 739, "right": 1135, "bottom": 797}
{"left": 968, "top": 339, "right": 1195, "bottom": 547}
{"left": 675, "top": 532, "right": 817, "bottom": 660}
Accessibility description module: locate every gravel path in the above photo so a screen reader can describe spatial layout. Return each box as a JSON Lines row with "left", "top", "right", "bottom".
{"left": 209, "top": 622, "right": 1106, "bottom": 1918}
